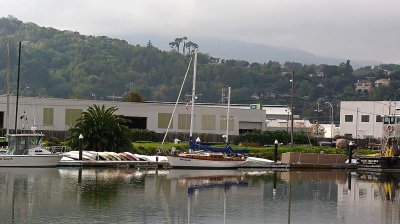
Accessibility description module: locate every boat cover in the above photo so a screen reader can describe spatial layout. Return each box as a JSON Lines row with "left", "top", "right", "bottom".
{"left": 189, "top": 139, "right": 249, "bottom": 154}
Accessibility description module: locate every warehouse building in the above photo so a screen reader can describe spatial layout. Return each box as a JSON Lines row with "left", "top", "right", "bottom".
{"left": 0, "top": 96, "right": 267, "bottom": 140}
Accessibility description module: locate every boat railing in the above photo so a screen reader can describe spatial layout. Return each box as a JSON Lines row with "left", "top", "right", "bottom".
{"left": 48, "top": 146, "right": 71, "bottom": 154}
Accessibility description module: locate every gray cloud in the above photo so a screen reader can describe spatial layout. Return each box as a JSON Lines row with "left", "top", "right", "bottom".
{"left": 1, "top": 0, "right": 399, "bottom": 63}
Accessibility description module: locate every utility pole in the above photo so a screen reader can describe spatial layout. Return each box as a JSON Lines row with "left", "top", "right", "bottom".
{"left": 290, "top": 71, "right": 294, "bottom": 149}
{"left": 314, "top": 102, "right": 322, "bottom": 141}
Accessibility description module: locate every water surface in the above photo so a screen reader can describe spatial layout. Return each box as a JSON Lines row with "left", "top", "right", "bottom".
{"left": 0, "top": 168, "right": 398, "bottom": 223}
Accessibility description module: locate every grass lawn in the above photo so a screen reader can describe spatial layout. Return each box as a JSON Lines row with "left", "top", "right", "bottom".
{"left": 132, "top": 141, "right": 375, "bottom": 160}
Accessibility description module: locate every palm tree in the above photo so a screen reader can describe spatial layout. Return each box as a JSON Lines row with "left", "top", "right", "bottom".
{"left": 68, "top": 105, "right": 132, "bottom": 152}
{"left": 182, "top": 36, "right": 187, "bottom": 55}
{"left": 169, "top": 41, "right": 177, "bottom": 51}
{"left": 185, "top": 41, "right": 193, "bottom": 54}
{"left": 174, "top": 37, "right": 183, "bottom": 53}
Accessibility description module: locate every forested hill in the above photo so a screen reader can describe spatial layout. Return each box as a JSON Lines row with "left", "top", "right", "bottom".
{"left": 1, "top": 16, "right": 400, "bottom": 122}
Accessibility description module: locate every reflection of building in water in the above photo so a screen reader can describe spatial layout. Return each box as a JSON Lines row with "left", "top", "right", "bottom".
{"left": 0, "top": 168, "right": 62, "bottom": 223}
{"left": 336, "top": 173, "right": 400, "bottom": 223}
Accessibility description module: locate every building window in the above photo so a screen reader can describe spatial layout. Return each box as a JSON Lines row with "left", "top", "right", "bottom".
{"left": 383, "top": 116, "right": 395, "bottom": 124}
{"left": 43, "top": 108, "right": 54, "bottom": 125}
{"left": 345, "top": 115, "right": 353, "bottom": 122}
{"left": 178, "top": 114, "right": 191, "bottom": 130}
{"left": 376, "top": 115, "right": 383, "bottom": 122}
{"left": 65, "top": 109, "right": 83, "bottom": 126}
{"left": 361, "top": 115, "right": 369, "bottom": 122}
{"left": 220, "top": 116, "right": 234, "bottom": 131}
{"left": 202, "top": 115, "right": 216, "bottom": 130}
{"left": 158, "top": 113, "right": 173, "bottom": 129}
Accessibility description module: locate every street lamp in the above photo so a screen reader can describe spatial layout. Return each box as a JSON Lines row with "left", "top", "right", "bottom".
{"left": 79, "top": 134, "right": 84, "bottom": 160}
{"left": 290, "top": 71, "right": 294, "bottom": 149}
{"left": 21, "top": 86, "right": 29, "bottom": 97}
{"left": 325, "top": 102, "right": 334, "bottom": 145}
{"left": 285, "top": 108, "right": 290, "bottom": 133}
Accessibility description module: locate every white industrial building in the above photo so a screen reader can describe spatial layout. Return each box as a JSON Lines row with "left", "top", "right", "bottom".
{"left": 0, "top": 96, "right": 269, "bottom": 138}
{"left": 340, "top": 101, "right": 399, "bottom": 139}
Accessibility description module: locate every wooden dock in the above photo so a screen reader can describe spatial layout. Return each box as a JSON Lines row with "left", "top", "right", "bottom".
{"left": 58, "top": 160, "right": 170, "bottom": 169}
{"left": 58, "top": 160, "right": 356, "bottom": 170}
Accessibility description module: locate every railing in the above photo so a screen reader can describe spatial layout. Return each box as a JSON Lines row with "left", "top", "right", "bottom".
{"left": 48, "top": 146, "right": 71, "bottom": 154}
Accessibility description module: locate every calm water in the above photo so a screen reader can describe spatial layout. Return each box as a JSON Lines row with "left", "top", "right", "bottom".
{"left": 0, "top": 167, "right": 398, "bottom": 224}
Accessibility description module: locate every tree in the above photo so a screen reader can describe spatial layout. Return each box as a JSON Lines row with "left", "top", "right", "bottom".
{"left": 174, "top": 37, "right": 183, "bottom": 53}
{"left": 68, "top": 105, "right": 132, "bottom": 152}
{"left": 182, "top": 36, "right": 187, "bottom": 55}
{"left": 123, "top": 90, "right": 144, "bottom": 102}
{"left": 169, "top": 41, "right": 176, "bottom": 51}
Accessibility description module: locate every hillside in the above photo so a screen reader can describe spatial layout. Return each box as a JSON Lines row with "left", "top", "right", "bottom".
{"left": 1, "top": 16, "right": 400, "bottom": 123}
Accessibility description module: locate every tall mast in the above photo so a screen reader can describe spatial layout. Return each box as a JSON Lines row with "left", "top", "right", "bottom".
{"left": 6, "top": 41, "right": 10, "bottom": 135}
{"left": 15, "top": 41, "right": 22, "bottom": 133}
{"left": 225, "top": 87, "right": 231, "bottom": 144}
{"left": 189, "top": 49, "right": 197, "bottom": 138}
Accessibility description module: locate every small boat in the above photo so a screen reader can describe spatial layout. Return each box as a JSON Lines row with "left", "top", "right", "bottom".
{"left": 0, "top": 133, "right": 63, "bottom": 167}
{"left": 63, "top": 151, "right": 91, "bottom": 160}
{"left": 121, "top": 152, "right": 138, "bottom": 161}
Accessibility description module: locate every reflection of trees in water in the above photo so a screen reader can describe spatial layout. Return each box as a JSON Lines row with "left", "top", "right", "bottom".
{"left": 78, "top": 169, "right": 149, "bottom": 206}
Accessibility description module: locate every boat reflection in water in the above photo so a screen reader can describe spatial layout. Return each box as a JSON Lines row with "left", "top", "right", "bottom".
{"left": 167, "top": 169, "right": 248, "bottom": 195}
{"left": 168, "top": 169, "right": 248, "bottom": 223}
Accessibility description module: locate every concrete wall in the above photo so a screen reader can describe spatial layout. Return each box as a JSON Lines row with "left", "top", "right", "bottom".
{"left": 281, "top": 152, "right": 347, "bottom": 165}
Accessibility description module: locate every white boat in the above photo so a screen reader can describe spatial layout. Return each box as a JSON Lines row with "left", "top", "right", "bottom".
{"left": 0, "top": 133, "right": 63, "bottom": 167}
{"left": 165, "top": 50, "right": 248, "bottom": 169}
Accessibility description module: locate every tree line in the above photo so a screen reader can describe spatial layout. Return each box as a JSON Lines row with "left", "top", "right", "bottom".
{"left": 1, "top": 16, "right": 400, "bottom": 124}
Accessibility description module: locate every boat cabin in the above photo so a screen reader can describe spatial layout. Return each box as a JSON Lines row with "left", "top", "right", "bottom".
{"left": 6, "top": 133, "right": 46, "bottom": 155}
{"left": 383, "top": 115, "right": 400, "bottom": 138}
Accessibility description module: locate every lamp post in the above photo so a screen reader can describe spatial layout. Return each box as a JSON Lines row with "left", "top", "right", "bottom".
{"left": 325, "top": 102, "right": 334, "bottom": 145}
{"left": 290, "top": 71, "right": 295, "bottom": 149}
{"left": 348, "top": 140, "right": 354, "bottom": 164}
{"left": 274, "top": 139, "right": 278, "bottom": 163}
{"left": 79, "top": 134, "right": 83, "bottom": 160}
{"left": 285, "top": 109, "right": 290, "bottom": 133}
{"left": 21, "top": 86, "right": 29, "bottom": 97}
{"left": 314, "top": 102, "right": 322, "bottom": 139}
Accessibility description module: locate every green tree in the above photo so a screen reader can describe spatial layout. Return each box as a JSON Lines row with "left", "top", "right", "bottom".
{"left": 68, "top": 105, "right": 132, "bottom": 152}
{"left": 123, "top": 90, "right": 144, "bottom": 102}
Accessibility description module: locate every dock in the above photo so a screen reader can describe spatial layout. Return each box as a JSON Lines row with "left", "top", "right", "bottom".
{"left": 58, "top": 160, "right": 170, "bottom": 169}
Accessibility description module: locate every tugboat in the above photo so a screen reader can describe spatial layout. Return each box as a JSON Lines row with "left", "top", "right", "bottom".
{"left": 358, "top": 114, "right": 400, "bottom": 171}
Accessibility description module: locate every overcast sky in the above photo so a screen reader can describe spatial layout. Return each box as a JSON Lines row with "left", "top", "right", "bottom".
{"left": 1, "top": 0, "right": 399, "bottom": 63}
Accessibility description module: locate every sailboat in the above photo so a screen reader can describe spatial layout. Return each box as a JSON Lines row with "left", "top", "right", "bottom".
{"left": 166, "top": 50, "right": 248, "bottom": 168}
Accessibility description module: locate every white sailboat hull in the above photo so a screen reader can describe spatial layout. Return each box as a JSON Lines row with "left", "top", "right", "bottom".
{"left": 0, "top": 155, "right": 62, "bottom": 167}
{"left": 166, "top": 155, "right": 246, "bottom": 168}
